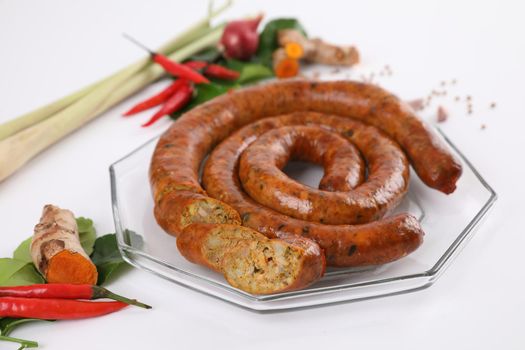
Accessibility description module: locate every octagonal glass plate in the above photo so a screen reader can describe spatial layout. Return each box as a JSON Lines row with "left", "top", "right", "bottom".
{"left": 110, "top": 128, "right": 496, "bottom": 312}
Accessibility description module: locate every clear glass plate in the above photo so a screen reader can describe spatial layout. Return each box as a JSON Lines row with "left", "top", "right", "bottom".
{"left": 110, "top": 128, "right": 496, "bottom": 312}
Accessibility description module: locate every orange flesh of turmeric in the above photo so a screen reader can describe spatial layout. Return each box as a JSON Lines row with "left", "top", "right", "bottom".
{"left": 46, "top": 250, "right": 98, "bottom": 285}
{"left": 275, "top": 58, "right": 300, "bottom": 78}
{"left": 284, "top": 42, "right": 304, "bottom": 59}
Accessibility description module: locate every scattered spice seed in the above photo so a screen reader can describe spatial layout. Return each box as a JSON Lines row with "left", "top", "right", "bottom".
{"left": 454, "top": 96, "right": 460, "bottom": 101}
{"left": 481, "top": 124, "right": 486, "bottom": 130}
{"left": 490, "top": 102, "right": 496, "bottom": 109}
{"left": 451, "top": 79, "right": 457, "bottom": 85}
{"left": 407, "top": 98, "right": 425, "bottom": 111}
{"left": 437, "top": 106, "right": 448, "bottom": 123}
{"left": 466, "top": 95, "right": 472, "bottom": 101}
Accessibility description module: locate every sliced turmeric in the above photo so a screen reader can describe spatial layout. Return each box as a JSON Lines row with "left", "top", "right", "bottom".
{"left": 284, "top": 42, "right": 304, "bottom": 59}
{"left": 272, "top": 48, "right": 300, "bottom": 78}
{"left": 30, "top": 205, "right": 98, "bottom": 285}
{"left": 277, "top": 29, "right": 359, "bottom": 66}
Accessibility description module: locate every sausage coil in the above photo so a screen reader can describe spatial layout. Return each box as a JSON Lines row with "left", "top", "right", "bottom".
{"left": 149, "top": 79, "right": 462, "bottom": 293}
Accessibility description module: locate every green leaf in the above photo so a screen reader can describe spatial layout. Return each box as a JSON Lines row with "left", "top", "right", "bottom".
{"left": 184, "top": 47, "right": 222, "bottom": 63}
{"left": 172, "top": 82, "right": 237, "bottom": 118}
{"left": 256, "top": 18, "right": 307, "bottom": 68}
{"left": 225, "top": 60, "right": 273, "bottom": 84}
{"left": 0, "top": 259, "right": 44, "bottom": 287}
{"left": 12, "top": 238, "right": 32, "bottom": 264}
{"left": 0, "top": 318, "right": 51, "bottom": 337}
{"left": 90, "top": 234, "right": 127, "bottom": 286}
{"left": 76, "top": 217, "right": 97, "bottom": 255}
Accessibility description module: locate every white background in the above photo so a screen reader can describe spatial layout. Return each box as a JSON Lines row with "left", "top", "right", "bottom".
{"left": 1, "top": 0, "right": 524, "bottom": 349}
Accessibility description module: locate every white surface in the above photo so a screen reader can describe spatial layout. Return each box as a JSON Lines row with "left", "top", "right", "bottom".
{"left": 0, "top": 0, "right": 523, "bottom": 348}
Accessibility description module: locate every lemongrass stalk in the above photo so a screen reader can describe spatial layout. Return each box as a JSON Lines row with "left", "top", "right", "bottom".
{"left": 0, "top": 24, "right": 225, "bottom": 182}
{"left": 0, "top": 31, "right": 194, "bottom": 142}
{"left": 0, "top": 0, "right": 232, "bottom": 142}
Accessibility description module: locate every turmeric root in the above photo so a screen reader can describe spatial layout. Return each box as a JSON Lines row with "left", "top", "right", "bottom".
{"left": 30, "top": 205, "right": 98, "bottom": 284}
{"left": 277, "top": 29, "right": 359, "bottom": 66}
{"left": 272, "top": 48, "right": 300, "bottom": 78}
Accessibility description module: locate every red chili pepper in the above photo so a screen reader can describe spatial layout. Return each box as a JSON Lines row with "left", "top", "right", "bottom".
{"left": 122, "top": 34, "right": 209, "bottom": 84}
{"left": 183, "top": 60, "right": 208, "bottom": 71}
{"left": 153, "top": 54, "right": 209, "bottom": 84}
{"left": 0, "top": 284, "right": 151, "bottom": 309}
{"left": 204, "top": 64, "right": 240, "bottom": 81}
{"left": 183, "top": 61, "right": 240, "bottom": 81}
{"left": 0, "top": 297, "right": 127, "bottom": 320}
{"left": 142, "top": 80, "right": 193, "bottom": 127}
{"left": 123, "top": 81, "right": 182, "bottom": 117}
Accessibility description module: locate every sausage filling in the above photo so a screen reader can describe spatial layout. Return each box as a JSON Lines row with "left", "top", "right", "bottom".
{"left": 222, "top": 239, "right": 302, "bottom": 294}
{"left": 180, "top": 197, "right": 241, "bottom": 229}
{"left": 203, "top": 226, "right": 265, "bottom": 269}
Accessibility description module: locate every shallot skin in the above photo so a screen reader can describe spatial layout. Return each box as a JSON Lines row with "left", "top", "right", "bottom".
{"left": 220, "top": 15, "right": 263, "bottom": 60}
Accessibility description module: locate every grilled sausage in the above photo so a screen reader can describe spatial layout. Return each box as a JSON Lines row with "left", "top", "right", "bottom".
{"left": 238, "top": 123, "right": 407, "bottom": 224}
{"left": 241, "top": 125, "right": 365, "bottom": 193}
{"left": 149, "top": 79, "right": 459, "bottom": 288}
{"left": 151, "top": 79, "right": 461, "bottom": 200}
{"left": 203, "top": 113, "right": 423, "bottom": 266}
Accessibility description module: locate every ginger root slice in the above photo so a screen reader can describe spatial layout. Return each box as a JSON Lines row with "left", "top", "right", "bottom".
{"left": 30, "top": 205, "right": 98, "bottom": 285}
{"left": 277, "top": 29, "right": 359, "bottom": 66}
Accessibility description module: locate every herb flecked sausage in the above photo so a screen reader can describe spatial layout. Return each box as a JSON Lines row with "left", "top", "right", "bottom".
{"left": 149, "top": 79, "right": 461, "bottom": 292}
{"left": 203, "top": 113, "right": 423, "bottom": 266}
{"left": 237, "top": 123, "right": 407, "bottom": 224}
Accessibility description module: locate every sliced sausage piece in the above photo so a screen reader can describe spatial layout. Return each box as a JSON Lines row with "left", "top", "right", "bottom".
{"left": 155, "top": 191, "right": 241, "bottom": 236}
{"left": 178, "top": 223, "right": 326, "bottom": 294}
{"left": 177, "top": 223, "right": 265, "bottom": 271}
